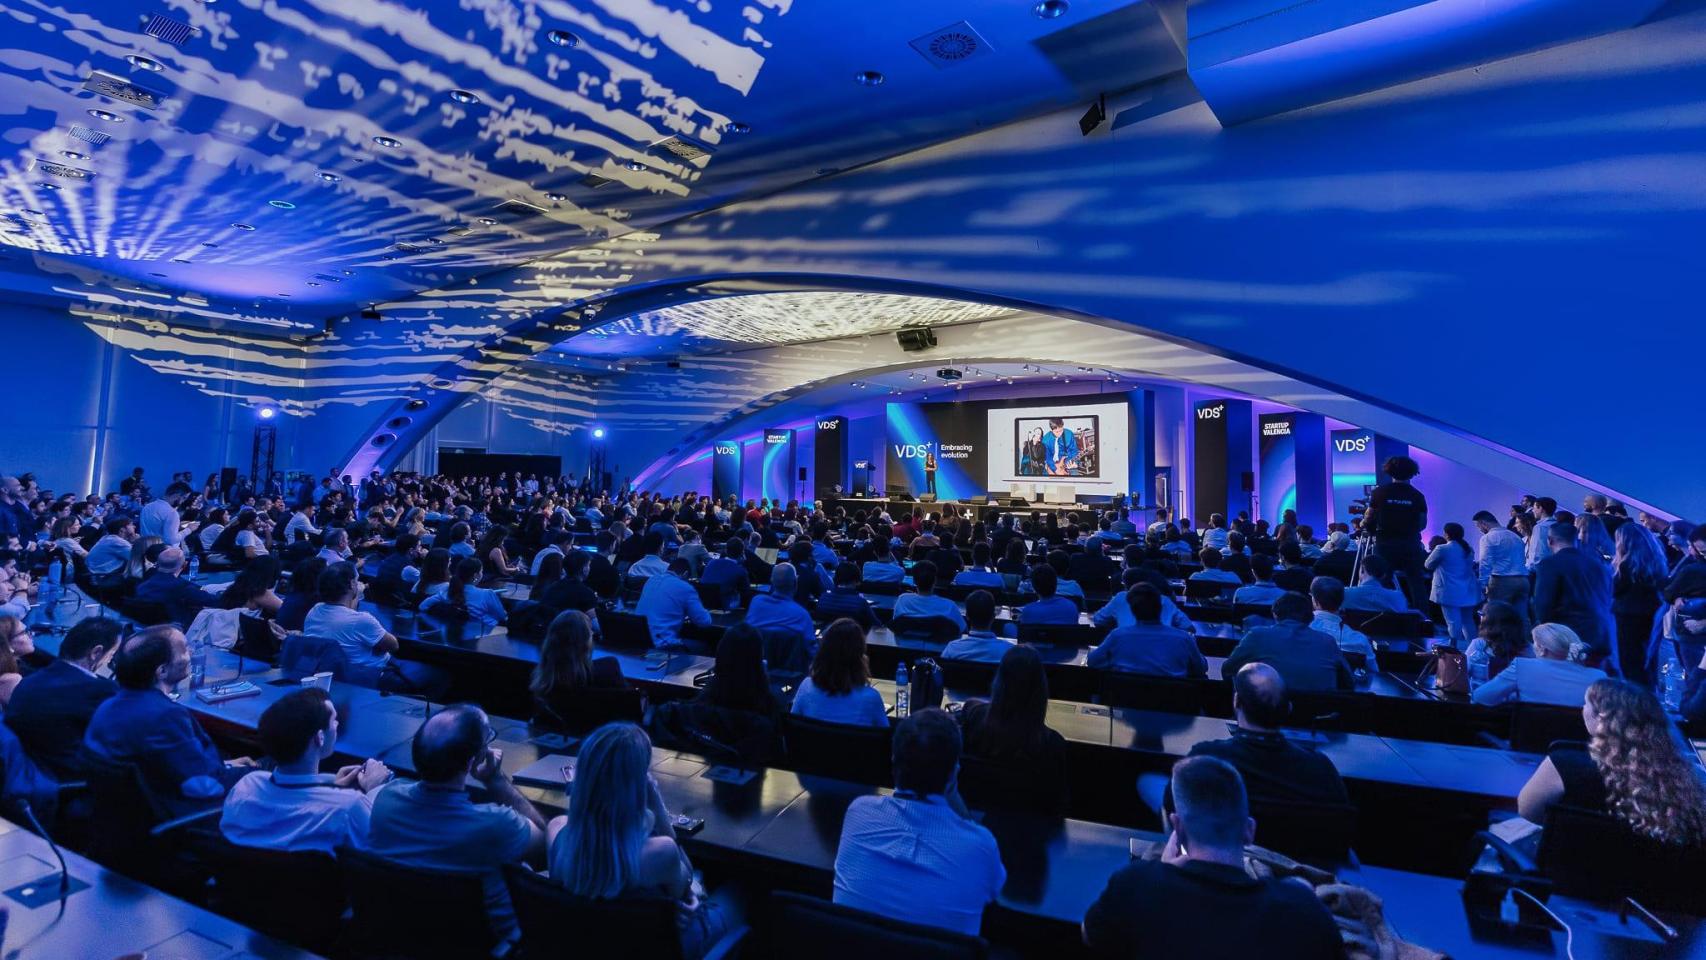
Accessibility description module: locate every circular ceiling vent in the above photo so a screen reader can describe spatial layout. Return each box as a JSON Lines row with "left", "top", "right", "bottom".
{"left": 386, "top": 416, "right": 413, "bottom": 429}
{"left": 370, "top": 433, "right": 396, "bottom": 447}
{"left": 929, "top": 32, "right": 979, "bottom": 60}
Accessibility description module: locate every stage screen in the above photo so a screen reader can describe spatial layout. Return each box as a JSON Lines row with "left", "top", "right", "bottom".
{"left": 884, "top": 396, "right": 1131, "bottom": 500}
{"left": 1258, "top": 413, "right": 1298, "bottom": 525}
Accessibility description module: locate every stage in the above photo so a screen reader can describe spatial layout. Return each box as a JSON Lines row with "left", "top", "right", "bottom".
{"left": 821, "top": 495, "right": 1154, "bottom": 520}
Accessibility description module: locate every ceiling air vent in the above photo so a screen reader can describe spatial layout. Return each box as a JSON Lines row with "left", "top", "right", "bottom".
{"left": 84, "top": 70, "right": 165, "bottom": 110}
{"left": 31, "top": 158, "right": 93, "bottom": 181}
{"left": 142, "top": 13, "right": 195, "bottom": 46}
{"left": 909, "top": 21, "right": 993, "bottom": 68}
{"left": 650, "top": 134, "right": 713, "bottom": 162}
{"left": 69, "top": 125, "right": 111, "bottom": 146}
{"left": 579, "top": 173, "right": 613, "bottom": 189}
{"left": 490, "top": 198, "right": 550, "bottom": 222}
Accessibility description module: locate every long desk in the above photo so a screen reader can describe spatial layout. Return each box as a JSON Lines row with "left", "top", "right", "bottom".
{"left": 0, "top": 816, "right": 323, "bottom": 959}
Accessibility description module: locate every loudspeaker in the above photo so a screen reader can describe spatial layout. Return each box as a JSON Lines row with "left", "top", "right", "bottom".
{"left": 1240, "top": 471, "right": 1255, "bottom": 493}
{"left": 798, "top": 467, "right": 808, "bottom": 482}
{"left": 896, "top": 328, "right": 937, "bottom": 352}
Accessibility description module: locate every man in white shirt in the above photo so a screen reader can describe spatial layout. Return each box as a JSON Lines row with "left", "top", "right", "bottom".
{"left": 1308, "top": 576, "right": 1375, "bottom": 662}
{"left": 1525, "top": 497, "right": 1559, "bottom": 572}
{"left": 86, "top": 516, "right": 137, "bottom": 576}
{"left": 529, "top": 531, "right": 570, "bottom": 577}
{"left": 303, "top": 563, "right": 447, "bottom": 697}
{"left": 139, "top": 482, "right": 194, "bottom": 548}
{"left": 1474, "top": 510, "right": 1530, "bottom": 628}
{"left": 627, "top": 533, "right": 671, "bottom": 580}
{"left": 285, "top": 504, "right": 323, "bottom": 546}
{"left": 222, "top": 687, "right": 392, "bottom": 853}
{"left": 316, "top": 527, "right": 352, "bottom": 564}
{"left": 1200, "top": 515, "right": 1230, "bottom": 552}
{"left": 1232, "top": 555, "right": 1286, "bottom": 606}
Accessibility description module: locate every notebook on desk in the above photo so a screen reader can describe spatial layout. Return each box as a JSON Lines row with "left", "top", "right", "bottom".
{"left": 513, "top": 754, "right": 577, "bottom": 790}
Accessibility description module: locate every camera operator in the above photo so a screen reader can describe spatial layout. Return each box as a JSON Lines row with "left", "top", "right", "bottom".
{"left": 1364, "top": 455, "right": 1428, "bottom": 610}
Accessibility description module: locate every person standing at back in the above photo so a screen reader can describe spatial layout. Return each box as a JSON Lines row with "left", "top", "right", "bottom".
{"left": 1082, "top": 756, "right": 1341, "bottom": 959}
{"left": 1474, "top": 510, "right": 1530, "bottom": 633}
{"left": 1363, "top": 456, "right": 1428, "bottom": 609}
{"left": 1609, "top": 521, "right": 1667, "bottom": 686}
{"left": 1425, "top": 522, "right": 1479, "bottom": 648}
{"left": 1532, "top": 521, "right": 1614, "bottom": 660}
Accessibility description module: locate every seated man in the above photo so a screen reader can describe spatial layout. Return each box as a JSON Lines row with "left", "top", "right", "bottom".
{"left": 744, "top": 562, "right": 817, "bottom": 655}
{"left": 952, "top": 542, "right": 1005, "bottom": 589}
{"left": 1087, "top": 584, "right": 1207, "bottom": 678}
{"left": 1308, "top": 576, "right": 1374, "bottom": 662}
{"left": 1221, "top": 593, "right": 1353, "bottom": 692}
{"left": 1084, "top": 756, "right": 1341, "bottom": 959}
{"left": 304, "top": 563, "right": 449, "bottom": 697}
{"left": 86, "top": 516, "right": 136, "bottom": 577}
{"left": 814, "top": 561, "right": 876, "bottom": 630}
{"left": 529, "top": 530, "right": 571, "bottom": 578}
{"left": 699, "top": 536, "right": 752, "bottom": 609}
{"left": 860, "top": 538, "right": 906, "bottom": 584}
{"left": 373, "top": 532, "right": 425, "bottom": 594}
{"left": 1232, "top": 555, "right": 1286, "bottom": 606}
{"left": 942, "top": 590, "right": 1015, "bottom": 663}
{"left": 4, "top": 616, "right": 120, "bottom": 779}
{"left": 537, "top": 549, "right": 600, "bottom": 614}
{"left": 316, "top": 527, "right": 352, "bottom": 564}
{"left": 1018, "top": 565, "right": 1079, "bottom": 626}
{"left": 1271, "top": 542, "right": 1314, "bottom": 594}
{"left": 82, "top": 625, "right": 255, "bottom": 812}
{"left": 1188, "top": 548, "right": 1243, "bottom": 587}
{"left": 633, "top": 556, "right": 712, "bottom": 650}
{"left": 834, "top": 709, "right": 1005, "bottom": 935}
{"left": 222, "top": 687, "right": 393, "bottom": 853}
{"left": 362, "top": 704, "right": 548, "bottom": 944}
{"left": 131, "top": 547, "right": 218, "bottom": 627}
{"left": 1341, "top": 555, "right": 1411, "bottom": 613}
{"left": 1093, "top": 567, "right": 1196, "bottom": 634}
{"left": 627, "top": 532, "right": 671, "bottom": 580}
{"left": 890, "top": 560, "right": 966, "bottom": 632}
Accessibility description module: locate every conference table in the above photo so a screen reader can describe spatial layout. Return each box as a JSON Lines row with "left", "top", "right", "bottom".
{"left": 0, "top": 816, "right": 323, "bottom": 960}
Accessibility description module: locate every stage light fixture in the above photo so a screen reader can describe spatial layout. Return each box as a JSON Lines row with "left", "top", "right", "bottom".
{"left": 625, "top": 160, "right": 648, "bottom": 172}
{"left": 88, "top": 109, "right": 124, "bottom": 122}
{"left": 373, "top": 136, "right": 400, "bottom": 149}
{"left": 449, "top": 89, "right": 479, "bottom": 105}
{"left": 724, "top": 121, "right": 751, "bottom": 135}
{"left": 62, "top": 151, "right": 90, "bottom": 161}
{"left": 546, "top": 29, "right": 580, "bottom": 47}
{"left": 855, "top": 70, "right": 885, "bottom": 86}
{"left": 592, "top": 428, "right": 606, "bottom": 439}
{"left": 319, "top": 172, "right": 340, "bottom": 182}
{"left": 258, "top": 406, "right": 277, "bottom": 420}
{"left": 1034, "top": 0, "right": 1069, "bottom": 19}
{"left": 127, "top": 54, "right": 164, "bottom": 72}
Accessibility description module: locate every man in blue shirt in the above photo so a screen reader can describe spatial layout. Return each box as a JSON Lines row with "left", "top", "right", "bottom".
{"left": 1220, "top": 593, "right": 1353, "bottom": 692}
{"left": 861, "top": 538, "right": 906, "bottom": 584}
{"left": 815, "top": 561, "right": 876, "bottom": 630}
{"left": 131, "top": 547, "right": 219, "bottom": 628}
{"left": 83, "top": 625, "right": 256, "bottom": 812}
{"left": 1087, "top": 584, "right": 1207, "bottom": 678}
{"left": 634, "top": 557, "right": 712, "bottom": 650}
{"left": 952, "top": 543, "right": 1005, "bottom": 589}
{"left": 941, "top": 591, "right": 1013, "bottom": 662}
{"left": 699, "top": 537, "right": 751, "bottom": 609}
{"left": 1232, "top": 555, "right": 1287, "bottom": 606}
{"left": 1018, "top": 565, "right": 1078, "bottom": 625}
{"left": 744, "top": 563, "right": 817, "bottom": 656}
{"left": 1041, "top": 418, "right": 1079, "bottom": 476}
{"left": 834, "top": 709, "right": 1005, "bottom": 935}
{"left": 1093, "top": 568, "right": 1196, "bottom": 634}
{"left": 891, "top": 561, "right": 966, "bottom": 632}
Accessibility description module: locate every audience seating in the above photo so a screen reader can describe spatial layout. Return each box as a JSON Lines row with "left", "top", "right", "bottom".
{"left": 79, "top": 752, "right": 216, "bottom": 892}
{"left": 533, "top": 686, "right": 645, "bottom": 736}
{"left": 277, "top": 633, "right": 382, "bottom": 687}
{"left": 957, "top": 754, "right": 1063, "bottom": 817}
{"left": 858, "top": 580, "right": 904, "bottom": 596}
{"left": 1479, "top": 806, "right": 1706, "bottom": 916}
{"left": 338, "top": 845, "right": 499, "bottom": 959}
{"left": 758, "top": 628, "right": 812, "bottom": 676}
{"left": 595, "top": 608, "right": 653, "bottom": 650}
{"left": 887, "top": 615, "right": 961, "bottom": 642}
{"left": 1248, "top": 799, "right": 1360, "bottom": 869}
{"left": 1097, "top": 672, "right": 1204, "bottom": 716}
{"left": 187, "top": 825, "right": 345, "bottom": 952}
{"left": 504, "top": 863, "right": 748, "bottom": 960}
{"left": 1184, "top": 579, "right": 1234, "bottom": 602}
{"left": 781, "top": 713, "right": 894, "bottom": 786}
{"left": 1015, "top": 622, "right": 1102, "bottom": 648}
{"left": 119, "top": 598, "right": 173, "bottom": 627}
{"left": 769, "top": 891, "right": 988, "bottom": 960}
{"left": 1506, "top": 703, "right": 1590, "bottom": 754}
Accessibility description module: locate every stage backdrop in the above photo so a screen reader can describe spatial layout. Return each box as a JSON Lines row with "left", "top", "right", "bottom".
{"left": 1258, "top": 413, "right": 1298, "bottom": 527}
{"left": 885, "top": 396, "right": 1132, "bottom": 500}
{"left": 712, "top": 440, "right": 742, "bottom": 502}
{"left": 813, "top": 416, "right": 847, "bottom": 500}
{"left": 1331, "top": 428, "right": 1377, "bottom": 524}
{"left": 761, "top": 428, "right": 795, "bottom": 504}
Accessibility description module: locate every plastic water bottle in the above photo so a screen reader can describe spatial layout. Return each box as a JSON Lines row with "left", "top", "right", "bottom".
{"left": 1661, "top": 652, "right": 1684, "bottom": 713}
{"left": 1467, "top": 644, "right": 1490, "bottom": 691}
{"left": 189, "top": 637, "right": 209, "bottom": 690}
{"left": 895, "top": 662, "right": 911, "bottom": 719}
{"left": 188, "top": 554, "right": 201, "bottom": 580}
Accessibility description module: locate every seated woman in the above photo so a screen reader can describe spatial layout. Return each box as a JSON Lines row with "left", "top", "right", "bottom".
{"left": 956, "top": 644, "right": 1068, "bottom": 815}
{"left": 421, "top": 556, "right": 508, "bottom": 628}
{"left": 210, "top": 509, "right": 268, "bottom": 564}
{"left": 1516, "top": 678, "right": 1706, "bottom": 846}
{"left": 275, "top": 556, "right": 326, "bottom": 632}
{"left": 530, "top": 609, "right": 631, "bottom": 733}
{"left": 546, "top": 724, "right": 737, "bottom": 959}
{"left": 789, "top": 618, "right": 887, "bottom": 727}
{"left": 407, "top": 547, "right": 452, "bottom": 608}
{"left": 0, "top": 617, "right": 26, "bottom": 707}
{"left": 479, "top": 524, "right": 520, "bottom": 580}
{"left": 1472, "top": 622, "right": 1604, "bottom": 707}
{"left": 217, "top": 554, "right": 284, "bottom": 618}
{"left": 1464, "top": 600, "right": 1529, "bottom": 684}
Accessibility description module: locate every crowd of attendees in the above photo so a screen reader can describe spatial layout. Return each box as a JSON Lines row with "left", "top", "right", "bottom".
{"left": 1, "top": 459, "right": 1704, "bottom": 958}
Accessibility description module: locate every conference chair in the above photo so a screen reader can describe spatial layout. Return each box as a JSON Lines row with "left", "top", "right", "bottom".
{"left": 1289, "top": 689, "right": 1375, "bottom": 734}
{"left": 596, "top": 608, "right": 654, "bottom": 651}
{"left": 858, "top": 579, "right": 905, "bottom": 596}
{"left": 277, "top": 633, "right": 382, "bottom": 688}
{"left": 1097, "top": 671, "right": 1206, "bottom": 716}
{"left": 532, "top": 686, "right": 645, "bottom": 737}
{"left": 79, "top": 752, "right": 218, "bottom": 894}
{"left": 504, "top": 863, "right": 748, "bottom": 960}
{"left": 937, "top": 657, "right": 999, "bottom": 696}
{"left": 1506, "top": 703, "right": 1590, "bottom": 754}
{"left": 119, "top": 598, "right": 173, "bottom": 628}
{"left": 759, "top": 627, "right": 812, "bottom": 677}
{"left": 337, "top": 845, "right": 498, "bottom": 959}
{"left": 232, "top": 612, "right": 281, "bottom": 663}
{"left": 619, "top": 574, "right": 649, "bottom": 607}
{"left": 1015, "top": 622, "right": 1101, "bottom": 648}
{"left": 1184, "top": 579, "right": 1236, "bottom": 603}
{"left": 768, "top": 891, "right": 988, "bottom": 960}
{"left": 887, "top": 615, "right": 961, "bottom": 643}
{"left": 956, "top": 753, "right": 1067, "bottom": 817}
{"left": 781, "top": 713, "right": 895, "bottom": 786}
{"left": 1248, "top": 799, "right": 1360, "bottom": 870}
{"left": 1477, "top": 805, "right": 1706, "bottom": 915}
{"left": 188, "top": 827, "right": 344, "bottom": 952}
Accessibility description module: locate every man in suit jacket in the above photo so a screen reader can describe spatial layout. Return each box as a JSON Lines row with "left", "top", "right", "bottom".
{"left": 1220, "top": 592, "right": 1353, "bottom": 692}
{"left": 1533, "top": 523, "right": 1614, "bottom": 657}
{"left": 132, "top": 548, "right": 220, "bottom": 627}
{"left": 5, "top": 617, "right": 122, "bottom": 778}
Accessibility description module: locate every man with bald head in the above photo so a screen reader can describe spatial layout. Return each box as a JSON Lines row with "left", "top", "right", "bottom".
{"left": 362, "top": 704, "right": 548, "bottom": 944}
{"left": 131, "top": 546, "right": 219, "bottom": 628}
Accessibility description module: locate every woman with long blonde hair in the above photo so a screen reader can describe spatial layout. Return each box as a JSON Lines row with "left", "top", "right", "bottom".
{"left": 1518, "top": 678, "right": 1706, "bottom": 847}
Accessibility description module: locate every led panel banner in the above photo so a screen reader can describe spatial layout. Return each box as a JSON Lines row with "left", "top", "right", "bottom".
{"left": 761, "top": 428, "right": 794, "bottom": 504}
{"left": 1330, "top": 428, "right": 1376, "bottom": 523}
{"left": 711, "top": 440, "right": 742, "bottom": 502}
{"left": 813, "top": 415, "right": 847, "bottom": 498}
{"left": 1258, "top": 413, "right": 1298, "bottom": 525}
{"left": 1193, "top": 399, "right": 1230, "bottom": 521}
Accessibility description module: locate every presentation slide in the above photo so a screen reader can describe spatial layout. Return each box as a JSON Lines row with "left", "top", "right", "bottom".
{"left": 986, "top": 400, "right": 1129, "bottom": 495}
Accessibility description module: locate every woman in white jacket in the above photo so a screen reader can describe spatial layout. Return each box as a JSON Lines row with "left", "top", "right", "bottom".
{"left": 1425, "top": 522, "right": 1480, "bottom": 648}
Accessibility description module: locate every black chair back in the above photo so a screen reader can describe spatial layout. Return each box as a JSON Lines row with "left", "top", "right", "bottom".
{"left": 1097, "top": 671, "right": 1205, "bottom": 715}
{"left": 1288, "top": 690, "right": 1374, "bottom": 733}
{"left": 596, "top": 608, "right": 654, "bottom": 651}
{"left": 781, "top": 713, "right": 895, "bottom": 786}
{"left": 888, "top": 616, "right": 960, "bottom": 642}
{"left": 121, "top": 598, "right": 173, "bottom": 627}
{"left": 534, "top": 686, "right": 645, "bottom": 736}
{"left": 337, "top": 845, "right": 498, "bottom": 958}
{"left": 279, "top": 633, "right": 350, "bottom": 681}
{"left": 1538, "top": 805, "right": 1706, "bottom": 915}
{"left": 759, "top": 628, "right": 812, "bottom": 677}
{"left": 938, "top": 657, "right": 998, "bottom": 696}
{"left": 1508, "top": 704, "right": 1590, "bottom": 754}
{"left": 859, "top": 580, "right": 905, "bottom": 596}
{"left": 1249, "top": 800, "right": 1359, "bottom": 869}
{"left": 233, "top": 613, "right": 280, "bottom": 662}
{"left": 619, "top": 575, "right": 649, "bottom": 607}
{"left": 695, "top": 581, "right": 732, "bottom": 611}
{"left": 503, "top": 863, "right": 688, "bottom": 959}
{"left": 769, "top": 891, "right": 987, "bottom": 960}
{"left": 77, "top": 751, "right": 176, "bottom": 878}
{"left": 191, "top": 828, "right": 344, "bottom": 951}
{"left": 957, "top": 753, "right": 1065, "bottom": 816}
{"left": 1015, "top": 622, "right": 1101, "bottom": 648}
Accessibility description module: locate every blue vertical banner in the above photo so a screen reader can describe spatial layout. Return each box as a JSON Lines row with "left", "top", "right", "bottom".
{"left": 1127, "top": 390, "right": 1155, "bottom": 507}
{"left": 1330, "top": 428, "right": 1376, "bottom": 523}
{"left": 1293, "top": 414, "right": 1328, "bottom": 531}
{"left": 1258, "top": 413, "right": 1297, "bottom": 525}
{"left": 761, "top": 428, "right": 794, "bottom": 505}
{"left": 711, "top": 440, "right": 742, "bottom": 502}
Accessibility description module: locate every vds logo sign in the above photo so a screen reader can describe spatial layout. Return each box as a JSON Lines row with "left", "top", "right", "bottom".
{"left": 713, "top": 444, "right": 738, "bottom": 456}
{"left": 816, "top": 420, "right": 840, "bottom": 431}
{"left": 1196, "top": 404, "right": 1225, "bottom": 420}
{"left": 892, "top": 444, "right": 931, "bottom": 459}
{"left": 1333, "top": 436, "right": 1370, "bottom": 453}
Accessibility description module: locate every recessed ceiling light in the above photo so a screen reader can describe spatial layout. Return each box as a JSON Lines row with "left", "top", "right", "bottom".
{"left": 341, "top": 269, "right": 354, "bottom": 275}
{"left": 477, "top": 217, "right": 498, "bottom": 226}
{"left": 61, "top": 150, "right": 90, "bottom": 161}
{"left": 318, "top": 172, "right": 340, "bottom": 182}
{"left": 545, "top": 29, "right": 579, "bottom": 47}
{"left": 545, "top": 192, "right": 568, "bottom": 202}
{"left": 1033, "top": 0, "right": 1070, "bottom": 18}
{"left": 232, "top": 222, "right": 255, "bottom": 230}
{"left": 37, "top": 183, "right": 59, "bottom": 191}
{"left": 372, "top": 136, "right": 400, "bottom": 149}
{"left": 126, "top": 54, "right": 164, "bottom": 72}
{"left": 306, "top": 281, "right": 321, "bottom": 287}
{"left": 426, "top": 237, "right": 445, "bottom": 245}
{"left": 269, "top": 200, "right": 296, "bottom": 209}
{"left": 723, "top": 121, "right": 751, "bottom": 135}
{"left": 624, "top": 160, "right": 648, "bottom": 172}
{"left": 88, "top": 109, "right": 124, "bottom": 122}
{"left": 448, "top": 89, "right": 479, "bottom": 105}
{"left": 855, "top": 70, "right": 885, "bottom": 86}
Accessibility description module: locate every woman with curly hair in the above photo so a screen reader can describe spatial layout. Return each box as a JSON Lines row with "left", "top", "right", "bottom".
{"left": 1517, "top": 678, "right": 1706, "bottom": 847}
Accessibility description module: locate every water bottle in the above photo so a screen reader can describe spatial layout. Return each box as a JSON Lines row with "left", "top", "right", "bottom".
{"left": 1467, "top": 643, "right": 1490, "bottom": 691}
{"left": 1661, "top": 652, "right": 1684, "bottom": 713}
{"left": 188, "top": 554, "right": 201, "bottom": 580}
{"left": 189, "top": 637, "right": 208, "bottom": 690}
{"left": 895, "top": 662, "right": 911, "bottom": 719}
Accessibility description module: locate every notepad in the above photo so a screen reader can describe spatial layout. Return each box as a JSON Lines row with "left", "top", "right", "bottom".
{"left": 194, "top": 680, "right": 261, "bottom": 703}
{"left": 513, "top": 754, "right": 576, "bottom": 789}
